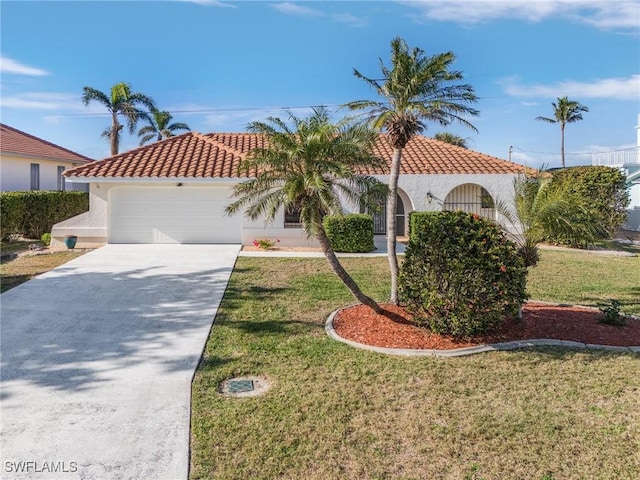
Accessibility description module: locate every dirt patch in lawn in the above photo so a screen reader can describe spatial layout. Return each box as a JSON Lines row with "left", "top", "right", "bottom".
{"left": 333, "top": 302, "right": 640, "bottom": 350}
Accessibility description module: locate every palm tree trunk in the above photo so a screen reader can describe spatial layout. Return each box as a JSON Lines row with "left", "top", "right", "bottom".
{"left": 387, "top": 147, "right": 402, "bottom": 305}
{"left": 111, "top": 113, "right": 119, "bottom": 156}
{"left": 316, "top": 227, "right": 382, "bottom": 314}
{"left": 560, "top": 123, "right": 565, "bottom": 168}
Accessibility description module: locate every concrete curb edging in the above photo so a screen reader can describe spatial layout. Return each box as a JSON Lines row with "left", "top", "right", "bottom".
{"left": 325, "top": 307, "right": 640, "bottom": 358}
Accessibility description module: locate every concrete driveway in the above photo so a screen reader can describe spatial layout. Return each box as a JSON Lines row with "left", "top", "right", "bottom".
{"left": 1, "top": 244, "right": 240, "bottom": 479}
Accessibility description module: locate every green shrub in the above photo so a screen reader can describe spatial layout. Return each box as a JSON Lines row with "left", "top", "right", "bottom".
{"left": 323, "top": 214, "right": 375, "bottom": 253}
{"left": 0, "top": 191, "right": 89, "bottom": 240}
{"left": 400, "top": 211, "right": 528, "bottom": 338}
{"left": 41, "top": 233, "right": 52, "bottom": 246}
{"left": 548, "top": 166, "right": 629, "bottom": 244}
{"left": 408, "top": 211, "right": 435, "bottom": 242}
{"left": 598, "top": 299, "right": 626, "bottom": 326}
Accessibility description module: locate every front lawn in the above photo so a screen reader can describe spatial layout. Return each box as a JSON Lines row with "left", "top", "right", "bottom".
{"left": 0, "top": 250, "right": 86, "bottom": 292}
{"left": 190, "top": 251, "right": 640, "bottom": 480}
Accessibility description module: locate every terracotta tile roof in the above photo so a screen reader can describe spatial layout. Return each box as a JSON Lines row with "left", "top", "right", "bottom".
{"left": 1, "top": 123, "right": 92, "bottom": 163}
{"left": 369, "top": 134, "right": 526, "bottom": 175}
{"left": 64, "top": 131, "right": 526, "bottom": 179}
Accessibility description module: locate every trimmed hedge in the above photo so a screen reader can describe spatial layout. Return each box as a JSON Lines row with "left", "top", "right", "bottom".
{"left": 408, "top": 211, "right": 434, "bottom": 242}
{"left": 400, "top": 211, "right": 528, "bottom": 338}
{"left": 1, "top": 191, "right": 89, "bottom": 240}
{"left": 548, "top": 166, "right": 629, "bottom": 244}
{"left": 323, "top": 214, "right": 375, "bottom": 253}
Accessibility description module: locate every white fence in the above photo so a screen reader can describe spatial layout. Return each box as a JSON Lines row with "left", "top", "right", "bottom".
{"left": 592, "top": 147, "right": 640, "bottom": 167}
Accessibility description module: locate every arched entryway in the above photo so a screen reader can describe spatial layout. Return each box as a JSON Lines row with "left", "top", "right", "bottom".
{"left": 364, "top": 193, "right": 408, "bottom": 236}
{"left": 443, "top": 184, "right": 496, "bottom": 221}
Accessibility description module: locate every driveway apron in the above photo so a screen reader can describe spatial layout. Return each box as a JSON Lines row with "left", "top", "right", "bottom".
{"left": 1, "top": 244, "right": 240, "bottom": 479}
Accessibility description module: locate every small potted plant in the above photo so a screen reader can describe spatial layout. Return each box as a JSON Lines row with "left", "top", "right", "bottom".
{"left": 64, "top": 235, "right": 78, "bottom": 249}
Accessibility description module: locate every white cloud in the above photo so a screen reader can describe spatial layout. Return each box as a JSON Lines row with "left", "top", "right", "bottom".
{"left": 271, "top": 2, "right": 367, "bottom": 27}
{"left": 584, "top": 142, "right": 636, "bottom": 153}
{"left": 401, "top": 0, "right": 640, "bottom": 30}
{"left": 511, "top": 150, "right": 541, "bottom": 167}
{"left": 1, "top": 92, "right": 77, "bottom": 110}
{"left": 500, "top": 74, "right": 640, "bottom": 100}
{"left": 0, "top": 56, "right": 49, "bottom": 76}
{"left": 204, "top": 106, "right": 317, "bottom": 130}
{"left": 179, "top": 0, "right": 235, "bottom": 7}
{"left": 43, "top": 115, "right": 64, "bottom": 125}
{"left": 271, "top": 2, "right": 322, "bottom": 17}
{"left": 333, "top": 12, "right": 368, "bottom": 28}
{"left": 1, "top": 92, "right": 106, "bottom": 114}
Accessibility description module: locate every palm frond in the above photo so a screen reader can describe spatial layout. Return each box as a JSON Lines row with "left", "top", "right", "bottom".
{"left": 81, "top": 87, "right": 111, "bottom": 109}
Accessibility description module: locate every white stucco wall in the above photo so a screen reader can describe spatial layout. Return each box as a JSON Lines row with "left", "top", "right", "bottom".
{"left": 384, "top": 173, "right": 520, "bottom": 233}
{"left": 52, "top": 173, "right": 521, "bottom": 247}
{"left": 51, "top": 181, "right": 110, "bottom": 248}
{"left": 0, "top": 154, "right": 88, "bottom": 192}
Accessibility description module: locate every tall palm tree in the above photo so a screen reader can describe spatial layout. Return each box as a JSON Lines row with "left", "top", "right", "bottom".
{"left": 434, "top": 132, "right": 468, "bottom": 148}
{"left": 138, "top": 109, "right": 191, "bottom": 145}
{"left": 346, "top": 36, "right": 479, "bottom": 304}
{"left": 226, "top": 108, "right": 386, "bottom": 313}
{"left": 82, "top": 82, "right": 156, "bottom": 155}
{"left": 536, "top": 96, "right": 589, "bottom": 168}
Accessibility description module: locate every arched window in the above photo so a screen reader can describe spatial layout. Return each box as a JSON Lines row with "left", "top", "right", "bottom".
{"left": 443, "top": 184, "right": 496, "bottom": 220}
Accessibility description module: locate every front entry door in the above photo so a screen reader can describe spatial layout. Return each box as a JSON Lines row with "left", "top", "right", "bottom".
{"left": 372, "top": 194, "right": 405, "bottom": 236}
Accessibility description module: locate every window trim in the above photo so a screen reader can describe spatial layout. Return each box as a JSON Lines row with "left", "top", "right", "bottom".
{"left": 57, "top": 166, "right": 66, "bottom": 191}
{"left": 30, "top": 163, "right": 40, "bottom": 191}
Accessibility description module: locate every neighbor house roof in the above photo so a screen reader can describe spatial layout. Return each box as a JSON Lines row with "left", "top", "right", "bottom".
{"left": 1, "top": 123, "right": 93, "bottom": 163}
{"left": 64, "top": 131, "right": 526, "bottom": 179}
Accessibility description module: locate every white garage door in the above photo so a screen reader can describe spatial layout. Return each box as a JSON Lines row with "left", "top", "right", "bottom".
{"left": 109, "top": 186, "right": 241, "bottom": 244}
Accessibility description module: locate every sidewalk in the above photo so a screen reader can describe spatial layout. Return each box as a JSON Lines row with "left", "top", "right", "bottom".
{"left": 239, "top": 236, "right": 406, "bottom": 258}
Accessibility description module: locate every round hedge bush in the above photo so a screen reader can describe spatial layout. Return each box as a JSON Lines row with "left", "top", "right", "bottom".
{"left": 399, "top": 211, "right": 528, "bottom": 338}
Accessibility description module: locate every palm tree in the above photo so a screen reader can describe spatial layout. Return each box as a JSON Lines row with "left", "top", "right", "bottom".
{"left": 82, "top": 82, "right": 156, "bottom": 155}
{"left": 497, "top": 172, "right": 602, "bottom": 266}
{"left": 346, "top": 36, "right": 479, "bottom": 304}
{"left": 536, "top": 96, "right": 589, "bottom": 168}
{"left": 226, "top": 108, "right": 386, "bottom": 313}
{"left": 434, "top": 132, "right": 468, "bottom": 148}
{"left": 138, "top": 109, "right": 191, "bottom": 145}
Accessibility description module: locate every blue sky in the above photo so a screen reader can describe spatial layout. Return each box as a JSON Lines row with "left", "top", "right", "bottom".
{"left": 1, "top": 0, "right": 639, "bottom": 168}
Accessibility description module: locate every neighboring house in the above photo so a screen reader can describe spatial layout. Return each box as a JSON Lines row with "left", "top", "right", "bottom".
{"left": 591, "top": 114, "right": 640, "bottom": 231}
{"left": 53, "top": 132, "right": 527, "bottom": 248}
{"left": 0, "top": 123, "right": 93, "bottom": 192}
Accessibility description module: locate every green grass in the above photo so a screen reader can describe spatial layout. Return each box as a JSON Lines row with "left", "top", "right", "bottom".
{"left": 1, "top": 240, "right": 38, "bottom": 255}
{"left": 528, "top": 250, "right": 640, "bottom": 315}
{"left": 190, "top": 253, "right": 640, "bottom": 480}
{"left": 0, "top": 250, "right": 85, "bottom": 292}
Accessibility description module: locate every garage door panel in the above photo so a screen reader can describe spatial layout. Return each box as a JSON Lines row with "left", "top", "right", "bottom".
{"left": 109, "top": 186, "right": 241, "bottom": 244}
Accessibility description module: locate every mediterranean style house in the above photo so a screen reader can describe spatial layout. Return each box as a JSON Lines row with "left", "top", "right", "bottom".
{"left": 53, "top": 132, "right": 527, "bottom": 248}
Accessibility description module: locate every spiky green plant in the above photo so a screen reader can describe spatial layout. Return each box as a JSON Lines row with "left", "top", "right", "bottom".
{"left": 497, "top": 172, "right": 602, "bottom": 266}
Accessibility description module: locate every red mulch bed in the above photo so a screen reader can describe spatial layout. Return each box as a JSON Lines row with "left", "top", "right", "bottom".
{"left": 332, "top": 302, "right": 640, "bottom": 350}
